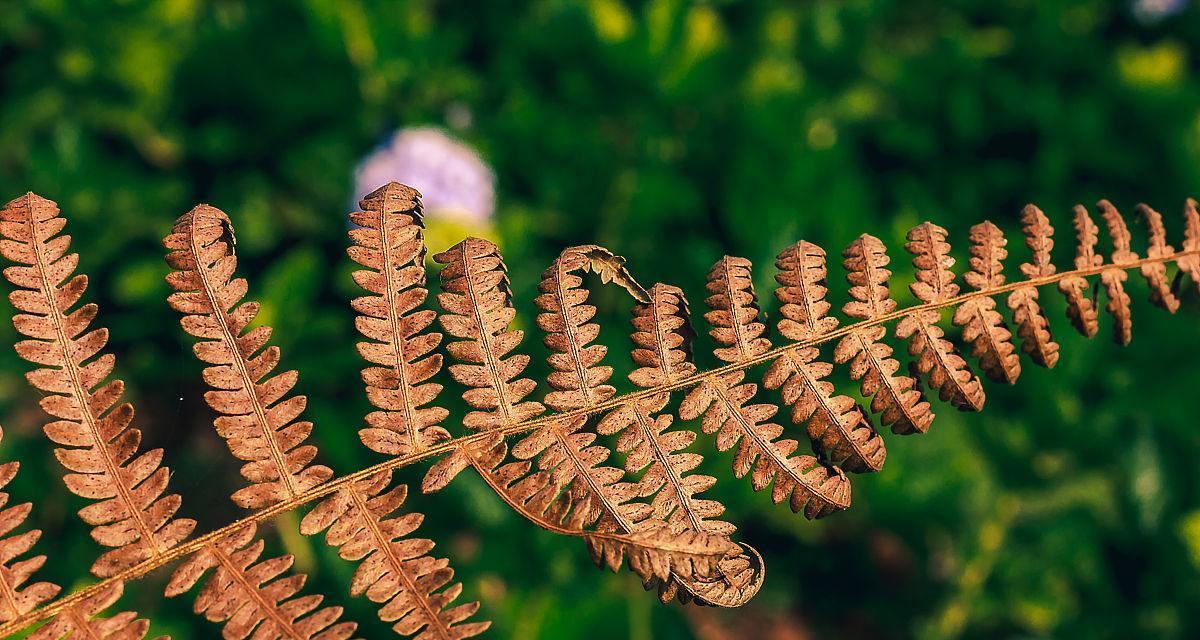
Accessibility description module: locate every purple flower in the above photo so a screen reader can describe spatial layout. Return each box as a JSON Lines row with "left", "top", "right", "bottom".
{"left": 1133, "top": 0, "right": 1188, "bottom": 23}
{"left": 353, "top": 127, "right": 495, "bottom": 222}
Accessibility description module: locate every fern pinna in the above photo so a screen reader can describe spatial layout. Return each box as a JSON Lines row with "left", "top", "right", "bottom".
{"left": 0, "top": 185, "right": 1197, "bottom": 638}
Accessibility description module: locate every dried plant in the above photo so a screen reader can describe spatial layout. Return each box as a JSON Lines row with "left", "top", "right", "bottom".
{"left": 0, "top": 184, "right": 1197, "bottom": 638}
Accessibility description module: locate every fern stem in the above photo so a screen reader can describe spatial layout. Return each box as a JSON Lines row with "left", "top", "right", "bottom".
{"left": 2, "top": 249, "right": 1194, "bottom": 638}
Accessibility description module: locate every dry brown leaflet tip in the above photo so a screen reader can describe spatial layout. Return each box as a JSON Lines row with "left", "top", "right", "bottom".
{"left": 952, "top": 221, "right": 1021, "bottom": 384}
{"left": 163, "top": 205, "right": 333, "bottom": 509}
{"left": 767, "top": 243, "right": 886, "bottom": 473}
{"left": 897, "top": 222, "right": 986, "bottom": 411}
{"left": 835, "top": 234, "right": 935, "bottom": 434}
{"left": 1006, "top": 205, "right": 1060, "bottom": 368}
{"left": 349, "top": 183, "right": 450, "bottom": 456}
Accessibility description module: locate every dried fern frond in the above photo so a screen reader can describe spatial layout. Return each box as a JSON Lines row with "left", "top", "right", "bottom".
{"left": 166, "top": 523, "right": 356, "bottom": 640}
{"left": 765, "top": 244, "right": 886, "bottom": 473}
{"left": 0, "top": 194, "right": 196, "bottom": 578}
{"left": 349, "top": 184, "right": 450, "bottom": 456}
{"left": 835, "top": 234, "right": 934, "bottom": 434}
{"left": 301, "top": 471, "right": 487, "bottom": 640}
{"left": 1096, "top": 200, "right": 1136, "bottom": 345}
{"left": 4, "top": 185, "right": 1200, "bottom": 638}
{"left": 1132, "top": 203, "right": 1181, "bottom": 313}
{"left": 422, "top": 236, "right": 545, "bottom": 493}
{"left": 682, "top": 256, "right": 852, "bottom": 517}
{"left": 164, "top": 205, "right": 334, "bottom": 509}
{"left": 536, "top": 245, "right": 646, "bottom": 412}
{"left": 1059, "top": 205, "right": 1103, "bottom": 338}
{"left": 1005, "top": 205, "right": 1060, "bottom": 368}
{"left": 897, "top": 222, "right": 986, "bottom": 411}
{"left": 435, "top": 237, "right": 545, "bottom": 430}
{"left": 952, "top": 222, "right": 1021, "bottom": 384}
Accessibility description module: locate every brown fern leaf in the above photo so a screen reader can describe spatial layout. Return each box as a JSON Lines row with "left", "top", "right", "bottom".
{"left": 702, "top": 258, "right": 771, "bottom": 363}
{"left": 437, "top": 423, "right": 729, "bottom": 589}
{"left": 1180, "top": 198, "right": 1200, "bottom": 292}
{"left": 951, "top": 222, "right": 1020, "bottom": 384}
{"left": 1005, "top": 205, "right": 1060, "bottom": 368}
{"left": 1058, "top": 205, "right": 1102, "bottom": 338}
{"left": 764, "top": 244, "right": 886, "bottom": 473}
{"left": 29, "top": 583, "right": 155, "bottom": 640}
{"left": 1133, "top": 203, "right": 1182, "bottom": 313}
{"left": 434, "top": 237, "right": 545, "bottom": 430}
{"left": 301, "top": 471, "right": 488, "bottom": 640}
{"left": 536, "top": 245, "right": 651, "bottom": 412}
{"left": 348, "top": 183, "right": 450, "bottom": 457}
{"left": 421, "top": 237, "right": 546, "bottom": 493}
{"left": 165, "top": 524, "right": 357, "bottom": 640}
{"left": 163, "top": 205, "right": 333, "bottom": 509}
{"left": 1096, "top": 200, "right": 1136, "bottom": 345}
{"left": 0, "top": 194, "right": 196, "bottom": 578}
{"left": 897, "top": 222, "right": 986, "bottom": 410}
{"left": 683, "top": 256, "right": 851, "bottom": 518}
{"left": 629, "top": 283, "right": 698, "bottom": 387}
{"left": 0, "top": 428, "right": 60, "bottom": 622}
{"left": 835, "top": 234, "right": 935, "bottom": 434}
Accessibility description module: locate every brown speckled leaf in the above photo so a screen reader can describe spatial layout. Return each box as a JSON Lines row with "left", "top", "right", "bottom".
{"left": 423, "top": 236, "right": 546, "bottom": 494}
{"left": 1, "top": 194, "right": 195, "bottom": 578}
{"left": 897, "top": 222, "right": 985, "bottom": 411}
{"left": 165, "top": 524, "right": 356, "bottom": 640}
{"left": 301, "top": 471, "right": 488, "bottom": 640}
{"left": 435, "top": 238, "right": 545, "bottom": 431}
{"left": 349, "top": 183, "right": 449, "bottom": 456}
{"left": 952, "top": 222, "right": 1020, "bottom": 384}
{"left": 1006, "top": 205, "right": 1060, "bottom": 368}
{"left": 585, "top": 520, "right": 735, "bottom": 586}
{"left": 835, "top": 234, "right": 935, "bottom": 434}
{"left": 767, "top": 243, "right": 885, "bottom": 473}
{"left": 163, "top": 205, "right": 333, "bottom": 509}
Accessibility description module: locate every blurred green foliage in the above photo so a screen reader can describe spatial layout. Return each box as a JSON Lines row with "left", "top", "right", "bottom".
{"left": 2, "top": 0, "right": 1200, "bottom": 638}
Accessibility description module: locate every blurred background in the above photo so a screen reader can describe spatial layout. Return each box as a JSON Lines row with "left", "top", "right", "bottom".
{"left": 2, "top": 0, "right": 1200, "bottom": 638}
